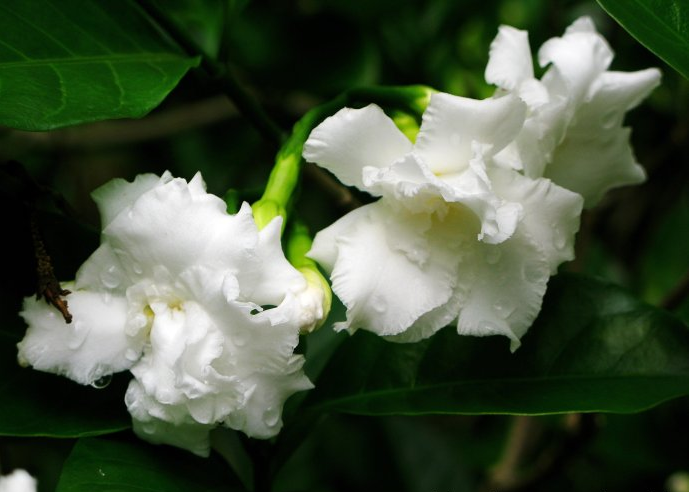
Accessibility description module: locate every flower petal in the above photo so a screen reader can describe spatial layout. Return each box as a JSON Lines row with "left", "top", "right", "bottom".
{"left": 126, "top": 379, "right": 214, "bottom": 457}
{"left": 545, "top": 126, "right": 645, "bottom": 207}
{"left": 486, "top": 25, "right": 534, "bottom": 91}
{"left": 103, "top": 178, "right": 258, "bottom": 279}
{"left": 303, "top": 104, "right": 413, "bottom": 192}
{"left": 414, "top": 93, "right": 526, "bottom": 175}
{"left": 455, "top": 229, "right": 551, "bottom": 351}
{"left": 489, "top": 167, "right": 583, "bottom": 273}
{"left": 539, "top": 17, "right": 613, "bottom": 104}
{"left": 91, "top": 172, "right": 170, "bottom": 229}
{"left": 312, "top": 200, "right": 465, "bottom": 336}
{"left": 18, "top": 285, "right": 137, "bottom": 385}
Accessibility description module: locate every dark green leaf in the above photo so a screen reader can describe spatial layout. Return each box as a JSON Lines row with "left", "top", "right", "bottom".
{"left": 56, "top": 437, "right": 243, "bottom": 492}
{"left": 0, "top": 0, "right": 200, "bottom": 130}
{"left": 305, "top": 273, "right": 689, "bottom": 416}
{"left": 0, "top": 329, "right": 130, "bottom": 437}
{"left": 596, "top": 0, "right": 689, "bottom": 79}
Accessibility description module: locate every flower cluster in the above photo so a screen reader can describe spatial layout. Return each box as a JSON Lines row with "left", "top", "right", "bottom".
{"left": 18, "top": 172, "right": 316, "bottom": 456}
{"left": 303, "top": 17, "right": 660, "bottom": 349}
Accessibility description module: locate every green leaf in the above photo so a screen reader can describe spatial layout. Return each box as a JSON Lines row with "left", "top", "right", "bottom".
{"left": 596, "top": 0, "right": 689, "bottom": 79}
{"left": 0, "top": 0, "right": 200, "bottom": 131}
{"left": 305, "top": 273, "right": 689, "bottom": 416}
{"left": 0, "top": 329, "right": 130, "bottom": 437}
{"left": 56, "top": 437, "right": 243, "bottom": 492}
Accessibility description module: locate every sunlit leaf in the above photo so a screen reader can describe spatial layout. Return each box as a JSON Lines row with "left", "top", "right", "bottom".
{"left": 596, "top": 0, "right": 689, "bottom": 79}
{"left": 0, "top": 0, "right": 200, "bottom": 130}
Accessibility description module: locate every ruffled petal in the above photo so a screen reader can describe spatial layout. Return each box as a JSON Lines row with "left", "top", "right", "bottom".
{"left": 485, "top": 25, "right": 534, "bottom": 91}
{"left": 303, "top": 104, "right": 413, "bottom": 192}
{"left": 18, "top": 285, "right": 137, "bottom": 385}
{"left": 414, "top": 93, "right": 526, "bottom": 175}
{"left": 545, "top": 126, "right": 645, "bottom": 207}
{"left": 126, "top": 379, "right": 214, "bottom": 457}
{"left": 489, "top": 168, "right": 583, "bottom": 272}
{"left": 314, "top": 200, "right": 465, "bottom": 336}
{"left": 455, "top": 229, "right": 551, "bottom": 351}
{"left": 92, "top": 172, "right": 170, "bottom": 229}
{"left": 539, "top": 17, "right": 613, "bottom": 104}
{"left": 103, "top": 178, "right": 258, "bottom": 279}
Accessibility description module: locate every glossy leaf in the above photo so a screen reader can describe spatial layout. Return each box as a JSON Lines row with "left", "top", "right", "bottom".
{"left": 0, "top": 0, "right": 200, "bottom": 130}
{"left": 596, "top": 0, "right": 689, "bottom": 79}
{"left": 0, "top": 329, "right": 130, "bottom": 437}
{"left": 305, "top": 273, "right": 689, "bottom": 416}
{"left": 56, "top": 437, "right": 242, "bottom": 492}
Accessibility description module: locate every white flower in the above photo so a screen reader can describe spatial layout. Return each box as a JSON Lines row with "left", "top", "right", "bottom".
{"left": 18, "top": 172, "right": 315, "bottom": 456}
{"left": 0, "top": 470, "right": 37, "bottom": 492}
{"left": 303, "top": 94, "right": 583, "bottom": 349}
{"left": 486, "top": 16, "right": 661, "bottom": 206}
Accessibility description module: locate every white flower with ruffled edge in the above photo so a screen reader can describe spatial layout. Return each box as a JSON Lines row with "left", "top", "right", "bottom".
{"left": 18, "top": 172, "right": 315, "bottom": 456}
{"left": 486, "top": 16, "right": 661, "bottom": 206}
{"left": 0, "top": 470, "right": 37, "bottom": 492}
{"left": 303, "top": 93, "right": 583, "bottom": 349}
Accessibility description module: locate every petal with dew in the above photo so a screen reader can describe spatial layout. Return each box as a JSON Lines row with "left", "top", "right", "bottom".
{"left": 490, "top": 167, "right": 583, "bottom": 273}
{"left": 317, "top": 200, "right": 464, "bottom": 337}
{"left": 456, "top": 229, "right": 551, "bottom": 351}
{"left": 18, "top": 285, "right": 138, "bottom": 385}
{"left": 303, "top": 104, "right": 412, "bottom": 192}
{"left": 414, "top": 93, "right": 526, "bottom": 175}
{"left": 546, "top": 127, "right": 645, "bottom": 207}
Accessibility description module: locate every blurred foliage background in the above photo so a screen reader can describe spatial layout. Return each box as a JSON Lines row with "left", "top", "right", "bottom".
{"left": 1, "top": 0, "right": 688, "bottom": 490}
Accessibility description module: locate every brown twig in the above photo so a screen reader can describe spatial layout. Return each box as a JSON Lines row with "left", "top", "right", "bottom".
{"left": 31, "top": 212, "right": 72, "bottom": 324}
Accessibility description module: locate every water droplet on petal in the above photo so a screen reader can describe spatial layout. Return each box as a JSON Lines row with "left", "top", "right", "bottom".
{"left": 478, "top": 320, "right": 501, "bottom": 335}
{"left": 493, "top": 299, "right": 516, "bottom": 319}
{"left": 132, "top": 262, "right": 143, "bottom": 275}
{"left": 485, "top": 248, "right": 502, "bottom": 265}
{"left": 99, "top": 265, "right": 120, "bottom": 289}
{"left": 553, "top": 227, "right": 567, "bottom": 250}
{"left": 371, "top": 295, "right": 387, "bottom": 314}
{"left": 522, "top": 262, "right": 544, "bottom": 283}
{"left": 263, "top": 406, "right": 281, "bottom": 427}
{"left": 100, "top": 291, "right": 112, "bottom": 304}
{"left": 125, "top": 348, "right": 139, "bottom": 362}
{"left": 91, "top": 374, "right": 112, "bottom": 389}
{"left": 67, "top": 321, "right": 90, "bottom": 349}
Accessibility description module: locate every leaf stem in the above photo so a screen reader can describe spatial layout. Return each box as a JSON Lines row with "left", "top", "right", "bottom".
{"left": 135, "top": 0, "right": 284, "bottom": 146}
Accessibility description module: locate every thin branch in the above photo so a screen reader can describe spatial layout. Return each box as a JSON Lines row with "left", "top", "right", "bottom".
{"left": 3, "top": 95, "right": 236, "bottom": 150}
{"left": 136, "top": 0, "right": 285, "bottom": 146}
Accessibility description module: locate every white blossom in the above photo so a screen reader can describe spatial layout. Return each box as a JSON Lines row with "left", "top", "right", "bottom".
{"left": 0, "top": 470, "right": 37, "bottom": 492}
{"left": 18, "top": 172, "right": 315, "bottom": 456}
{"left": 303, "top": 94, "right": 583, "bottom": 349}
{"left": 486, "top": 16, "right": 661, "bottom": 206}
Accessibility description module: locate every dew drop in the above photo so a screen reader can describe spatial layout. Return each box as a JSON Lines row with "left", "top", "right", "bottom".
{"left": 67, "top": 321, "right": 90, "bottom": 349}
{"left": 478, "top": 320, "right": 501, "bottom": 334}
{"left": 484, "top": 248, "right": 502, "bottom": 265}
{"left": 493, "top": 299, "right": 516, "bottom": 319}
{"left": 553, "top": 227, "right": 567, "bottom": 250}
{"left": 99, "top": 265, "right": 120, "bottom": 289}
{"left": 100, "top": 291, "right": 112, "bottom": 304}
{"left": 263, "top": 406, "right": 281, "bottom": 427}
{"left": 98, "top": 468, "right": 106, "bottom": 478}
{"left": 125, "top": 348, "right": 139, "bottom": 362}
{"left": 132, "top": 262, "right": 143, "bottom": 275}
{"left": 233, "top": 333, "right": 247, "bottom": 347}
{"left": 371, "top": 295, "right": 387, "bottom": 314}
{"left": 91, "top": 374, "right": 112, "bottom": 389}
{"left": 522, "top": 262, "right": 543, "bottom": 283}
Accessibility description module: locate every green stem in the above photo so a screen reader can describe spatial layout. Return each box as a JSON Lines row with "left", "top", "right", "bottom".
{"left": 252, "top": 84, "right": 436, "bottom": 229}
{"left": 136, "top": 0, "right": 284, "bottom": 146}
